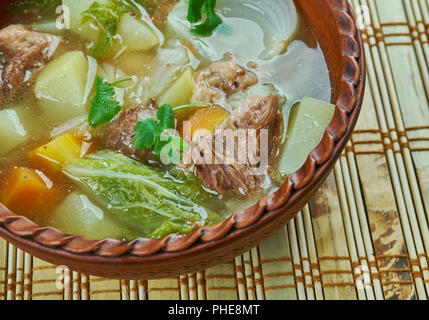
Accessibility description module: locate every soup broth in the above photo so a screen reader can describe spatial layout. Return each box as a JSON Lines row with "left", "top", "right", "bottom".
{"left": 0, "top": 0, "right": 332, "bottom": 240}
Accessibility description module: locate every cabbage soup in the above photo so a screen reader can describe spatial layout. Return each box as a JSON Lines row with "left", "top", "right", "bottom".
{"left": 0, "top": 0, "right": 334, "bottom": 240}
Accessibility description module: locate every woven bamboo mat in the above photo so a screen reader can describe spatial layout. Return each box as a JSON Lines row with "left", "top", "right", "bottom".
{"left": 1, "top": 0, "right": 429, "bottom": 300}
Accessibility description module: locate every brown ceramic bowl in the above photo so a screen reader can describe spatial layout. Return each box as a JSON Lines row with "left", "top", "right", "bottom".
{"left": 0, "top": 0, "right": 365, "bottom": 279}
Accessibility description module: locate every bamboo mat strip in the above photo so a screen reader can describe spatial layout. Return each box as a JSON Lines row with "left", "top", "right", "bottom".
{"left": 259, "top": 229, "right": 296, "bottom": 300}
{"left": 6, "top": 244, "right": 15, "bottom": 300}
{"left": 31, "top": 258, "right": 62, "bottom": 300}
{"left": 287, "top": 219, "right": 307, "bottom": 300}
{"left": 301, "top": 205, "right": 325, "bottom": 299}
{"left": 0, "top": 239, "right": 6, "bottom": 300}
{"left": 343, "top": 148, "right": 384, "bottom": 299}
{"left": 369, "top": 0, "right": 429, "bottom": 297}
{"left": 233, "top": 256, "right": 246, "bottom": 300}
{"left": 0, "top": 0, "right": 429, "bottom": 300}
{"left": 205, "top": 263, "right": 238, "bottom": 300}
{"left": 88, "top": 277, "right": 121, "bottom": 300}
{"left": 241, "top": 251, "right": 257, "bottom": 300}
{"left": 250, "top": 248, "right": 265, "bottom": 300}
{"left": 333, "top": 161, "right": 372, "bottom": 300}
{"left": 309, "top": 174, "right": 357, "bottom": 300}
{"left": 294, "top": 212, "right": 316, "bottom": 299}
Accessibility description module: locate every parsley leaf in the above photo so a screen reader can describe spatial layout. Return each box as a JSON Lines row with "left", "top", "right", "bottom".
{"left": 187, "top": 0, "right": 204, "bottom": 23}
{"left": 134, "top": 104, "right": 188, "bottom": 165}
{"left": 88, "top": 77, "right": 130, "bottom": 128}
{"left": 8, "top": 0, "right": 61, "bottom": 16}
{"left": 157, "top": 104, "right": 175, "bottom": 131}
{"left": 81, "top": 0, "right": 131, "bottom": 59}
{"left": 134, "top": 118, "right": 158, "bottom": 150}
{"left": 187, "top": 0, "right": 222, "bottom": 36}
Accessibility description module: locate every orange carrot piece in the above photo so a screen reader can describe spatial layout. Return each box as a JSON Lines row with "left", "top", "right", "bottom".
{"left": 180, "top": 106, "right": 229, "bottom": 139}
{"left": 1, "top": 167, "right": 57, "bottom": 213}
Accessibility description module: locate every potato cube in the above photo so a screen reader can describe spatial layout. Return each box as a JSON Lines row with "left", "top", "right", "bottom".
{"left": 117, "top": 14, "right": 160, "bottom": 52}
{"left": 48, "top": 192, "right": 122, "bottom": 240}
{"left": 63, "top": 0, "right": 105, "bottom": 42}
{"left": 0, "top": 109, "right": 29, "bottom": 156}
{"left": 279, "top": 97, "right": 335, "bottom": 175}
{"left": 35, "top": 51, "right": 90, "bottom": 122}
{"left": 159, "top": 67, "right": 194, "bottom": 107}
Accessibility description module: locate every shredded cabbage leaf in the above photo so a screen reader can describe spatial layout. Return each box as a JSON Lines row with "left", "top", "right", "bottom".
{"left": 63, "top": 150, "right": 222, "bottom": 239}
{"left": 81, "top": 0, "right": 132, "bottom": 58}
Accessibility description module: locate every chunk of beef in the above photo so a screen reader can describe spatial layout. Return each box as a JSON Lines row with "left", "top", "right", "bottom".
{"left": 191, "top": 94, "right": 282, "bottom": 195}
{"left": 0, "top": 24, "right": 61, "bottom": 103}
{"left": 107, "top": 106, "right": 157, "bottom": 161}
{"left": 191, "top": 61, "right": 258, "bottom": 105}
{"left": 151, "top": 1, "right": 177, "bottom": 27}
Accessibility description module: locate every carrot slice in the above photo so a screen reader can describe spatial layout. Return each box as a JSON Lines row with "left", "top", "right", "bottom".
{"left": 185, "top": 106, "right": 229, "bottom": 139}
{"left": 177, "top": 105, "right": 229, "bottom": 139}
{"left": 1, "top": 167, "right": 57, "bottom": 214}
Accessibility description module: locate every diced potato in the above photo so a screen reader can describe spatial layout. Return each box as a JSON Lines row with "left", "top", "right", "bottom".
{"left": 148, "top": 46, "right": 189, "bottom": 98}
{"left": 35, "top": 51, "right": 90, "bottom": 122}
{"left": 117, "top": 14, "right": 160, "bottom": 52}
{"left": 0, "top": 167, "right": 58, "bottom": 214}
{"left": 63, "top": 0, "right": 105, "bottom": 42}
{"left": 12, "top": 104, "right": 45, "bottom": 136}
{"left": 159, "top": 67, "right": 194, "bottom": 107}
{"left": 30, "top": 131, "right": 92, "bottom": 171}
{"left": 278, "top": 97, "right": 336, "bottom": 175}
{"left": 0, "top": 109, "right": 29, "bottom": 157}
{"left": 48, "top": 192, "right": 123, "bottom": 240}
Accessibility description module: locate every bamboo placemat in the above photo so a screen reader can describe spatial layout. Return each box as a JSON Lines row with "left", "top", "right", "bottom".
{"left": 1, "top": 0, "right": 429, "bottom": 300}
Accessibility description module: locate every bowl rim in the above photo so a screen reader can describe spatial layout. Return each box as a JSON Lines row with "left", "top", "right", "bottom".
{"left": 0, "top": 0, "right": 365, "bottom": 260}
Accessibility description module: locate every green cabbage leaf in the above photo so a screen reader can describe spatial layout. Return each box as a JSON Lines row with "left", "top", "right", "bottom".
{"left": 63, "top": 150, "right": 222, "bottom": 239}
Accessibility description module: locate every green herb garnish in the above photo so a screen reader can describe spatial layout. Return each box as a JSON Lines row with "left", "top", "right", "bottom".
{"left": 134, "top": 104, "right": 188, "bottom": 165}
{"left": 8, "top": 0, "right": 61, "bottom": 15}
{"left": 81, "top": 0, "right": 131, "bottom": 59}
{"left": 88, "top": 76, "right": 131, "bottom": 128}
{"left": 187, "top": 0, "right": 223, "bottom": 36}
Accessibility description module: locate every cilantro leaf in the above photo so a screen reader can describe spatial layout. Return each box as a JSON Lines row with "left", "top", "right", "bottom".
{"left": 134, "top": 104, "right": 187, "bottom": 165}
{"left": 81, "top": 0, "right": 131, "bottom": 59}
{"left": 187, "top": 0, "right": 204, "bottom": 23}
{"left": 88, "top": 77, "right": 124, "bottom": 128}
{"left": 8, "top": 0, "right": 61, "bottom": 16}
{"left": 187, "top": 0, "right": 222, "bottom": 36}
{"left": 153, "top": 134, "right": 171, "bottom": 158}
{"left": 157, "top": 104, "right": 175, "bottom": 131}
{"left": 134, "top": 118, "right": 158, "bottom": 150}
